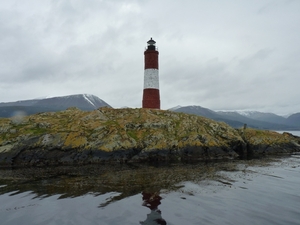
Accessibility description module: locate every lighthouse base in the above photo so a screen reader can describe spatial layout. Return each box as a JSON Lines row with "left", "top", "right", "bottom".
{"left": 142, "top": 88, "right": 160, "bottom": 109}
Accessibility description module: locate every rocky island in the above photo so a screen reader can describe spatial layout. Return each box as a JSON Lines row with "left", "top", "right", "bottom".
{"left": 0, "top": 107, "right": 299, "bottom": 167}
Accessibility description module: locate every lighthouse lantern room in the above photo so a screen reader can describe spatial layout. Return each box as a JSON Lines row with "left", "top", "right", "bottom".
{"left": 142, "top": 38, "right": 160, "bottom": 109}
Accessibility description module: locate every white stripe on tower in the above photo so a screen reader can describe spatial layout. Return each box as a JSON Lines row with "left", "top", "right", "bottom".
{"left": 144, "top": 69, "right": 159, "bottom": 89}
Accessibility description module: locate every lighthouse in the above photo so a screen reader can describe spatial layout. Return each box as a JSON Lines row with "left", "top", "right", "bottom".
{"left": 142, "top": 38, "right": 160, "bottom": 109}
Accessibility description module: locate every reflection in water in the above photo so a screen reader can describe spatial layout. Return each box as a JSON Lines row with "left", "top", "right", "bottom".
{"left": 140, "top": 192, "right": 167, "bottom": 225}
{"left": 0, "top": 156, "right": 299, "bottom": 225}
{"left": 0, "top": 159, "right": 277, "bottom": 203}
{"left": 0, "top": 163, "right": 219, "bottom": 202}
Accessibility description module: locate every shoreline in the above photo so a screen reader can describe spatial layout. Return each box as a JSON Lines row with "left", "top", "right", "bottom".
{"left": 0, "top": 153, "right": 297, "bottom": 180}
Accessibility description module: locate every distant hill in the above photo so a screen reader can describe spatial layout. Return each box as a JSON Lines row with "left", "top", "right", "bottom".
{"left": 171, "top": 105, "right": 218, "bottom": 119}
{"left": 170, "top": 106, "right": 300, "bottom": 130}
{"left": 0, "top": 94, "right": 111, "bottom": 118}
{"left": 172, "top": 106, "right": 246, "bottom": 128}
{"left": 286, "top": 113, "right": 300, "bottom": 127}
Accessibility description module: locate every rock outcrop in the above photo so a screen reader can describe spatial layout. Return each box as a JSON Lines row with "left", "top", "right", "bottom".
{"left": 0, "top": 107, "right": 299, "bottom": 167}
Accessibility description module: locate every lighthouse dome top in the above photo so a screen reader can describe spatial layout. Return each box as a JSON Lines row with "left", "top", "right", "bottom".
{"left": 147, "top": 38, "right": 156, "bottom": 45}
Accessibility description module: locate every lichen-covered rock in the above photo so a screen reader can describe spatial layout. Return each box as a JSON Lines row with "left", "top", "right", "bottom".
{"left": 0, "top": 107, "right": 299, "bottom": 167}
{"left": 241, "top": 129, "right": 300, "bottom": 156}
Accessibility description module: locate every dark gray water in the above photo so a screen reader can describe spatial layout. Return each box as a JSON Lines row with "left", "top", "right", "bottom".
{"left": 1, "top": 154, "right": 300, "bottom": 225}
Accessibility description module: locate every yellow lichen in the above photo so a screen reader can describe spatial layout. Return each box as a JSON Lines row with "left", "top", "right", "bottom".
{"left": 64, "top": 132, "right": 87, "bottom": 148}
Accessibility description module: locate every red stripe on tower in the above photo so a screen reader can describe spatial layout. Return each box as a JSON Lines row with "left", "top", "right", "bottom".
{"left": 142, "top": 38, "right": 160, "bottom": 109}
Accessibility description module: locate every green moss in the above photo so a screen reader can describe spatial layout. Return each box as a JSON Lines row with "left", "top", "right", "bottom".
{"left": 28, "top": 127, "right": 48, "bottom": 135}
{"left": 11, "top": 123, "right": 28, "bottom": 129}
{"left": 127, "top": 130, "right": 138, "bottom": 141}
{"left": 104, "top": 120, "right": 119, "bottom": 126}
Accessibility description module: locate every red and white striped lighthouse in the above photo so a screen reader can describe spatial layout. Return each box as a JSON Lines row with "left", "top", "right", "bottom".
{"left": 142, "top": 38, "right": 160, "bottom": 109}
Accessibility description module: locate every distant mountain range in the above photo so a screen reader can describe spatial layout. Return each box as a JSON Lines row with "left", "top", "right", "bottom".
{"left": 0, "top": 94, "right": 111, "bottom": 117}
{"left": 170, "top": 105, "right": 300, "bottom": 130}
{"left": 1, "top": 94, "right": 299, "bottom": 130}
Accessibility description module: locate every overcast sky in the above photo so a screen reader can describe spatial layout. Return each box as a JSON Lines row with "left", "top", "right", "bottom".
{"left": 1, "top": 0, "right": 299, "bottom": 115}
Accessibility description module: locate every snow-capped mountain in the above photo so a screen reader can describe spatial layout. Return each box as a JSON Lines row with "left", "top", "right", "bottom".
{"left": 0, "top": 94, "right": 111, "bottom": 117}
{"left": 170, "top": 105, "right": 300, "bottom": 130}
{"left": 35, "top": 94, "right": 110, "bottom": 110}
{"left": 217, "top": 110, "right": 287, "bottom": 125}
